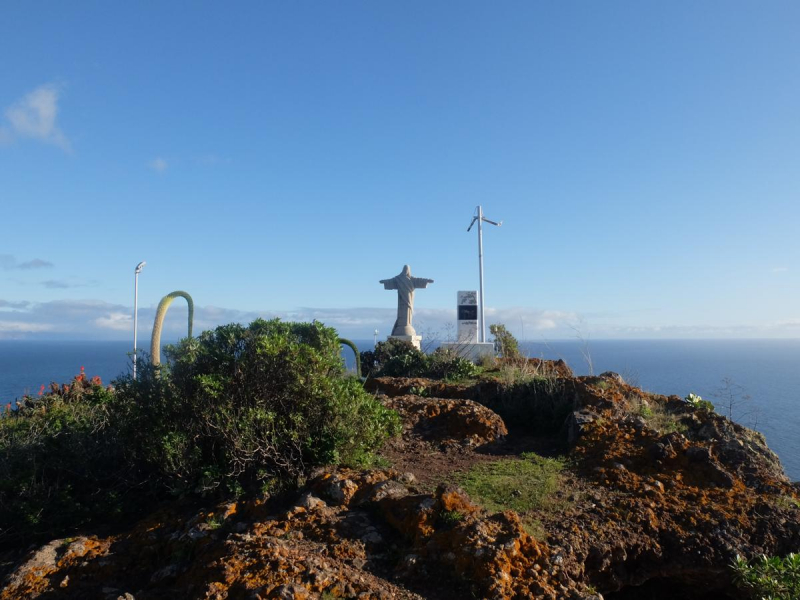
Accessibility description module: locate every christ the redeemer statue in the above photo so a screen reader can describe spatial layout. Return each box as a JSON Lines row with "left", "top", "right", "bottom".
{"left": 380, "top": 265, "right": 434, "bottom": 337}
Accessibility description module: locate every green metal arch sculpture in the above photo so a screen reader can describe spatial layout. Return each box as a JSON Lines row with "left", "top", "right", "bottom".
{"left": 151, "top": 291, "right": 194, "bottom": 365}
{"left": 338, "top": 337, "right": 361, "bottom": 378}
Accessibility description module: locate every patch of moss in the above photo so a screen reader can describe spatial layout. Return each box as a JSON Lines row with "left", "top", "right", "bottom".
{"left": 456, "top": 453, "right": 568, "bottom": 537}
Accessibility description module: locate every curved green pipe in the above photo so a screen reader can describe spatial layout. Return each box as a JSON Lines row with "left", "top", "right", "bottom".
{"left": 338, "top": 338, "right": 361, "bottom": 378}
{"left": 151, "top": 291, "right": 194, "bottom": 365}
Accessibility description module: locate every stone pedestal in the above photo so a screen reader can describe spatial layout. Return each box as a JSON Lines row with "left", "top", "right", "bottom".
{"left": 438, "top": 342, "right": 495, "bottom": 363}
{"left": 389, "top": 334, "right": 422, "bottom": 350}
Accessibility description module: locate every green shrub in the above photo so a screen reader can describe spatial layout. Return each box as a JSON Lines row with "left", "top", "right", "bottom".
{"left": 732, "top": 553, "right": 800, "bottom": 599}
{"left": 0, "top": 319, "right": 400, "bottom": 548}
{"left": 427, "top": 348, "right": 479, "bottom": 381}
{"left": 115, "top": 319, "right": 401, "bottom": 495}
{"left": 685, "top": 393, "right": 715, "bottom": 412}
{"left": 360, "top": 339, "right": 479, "bottom": 380}
{"left": 489, "top": 323, "right": 520, "bottom": 360}
{"left": 360, "top": 338, "right": 426, "bottom": 377}
{"left": 0, "top": 371, "right": 130, "bottom": 546}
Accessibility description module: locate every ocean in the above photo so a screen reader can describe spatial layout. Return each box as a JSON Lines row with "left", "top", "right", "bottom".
{"left": 1, "top": 339, "right": 797, "bottom": 481}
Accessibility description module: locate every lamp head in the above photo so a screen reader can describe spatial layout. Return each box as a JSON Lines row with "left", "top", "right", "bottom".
{"left": 135, "top": 261, "right": 146, "bottom": 274}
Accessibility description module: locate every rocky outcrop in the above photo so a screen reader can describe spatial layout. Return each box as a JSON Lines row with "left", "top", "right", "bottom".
{"left": 3, "top": 363, "right": 798, "bottom": 600}
{"left": 384, "top": 394, "right": 507, "bottom": 447}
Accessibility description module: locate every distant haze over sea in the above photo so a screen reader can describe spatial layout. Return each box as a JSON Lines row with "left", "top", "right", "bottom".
{"left": 1, "top": 338, "right": 797, "bottom": 482}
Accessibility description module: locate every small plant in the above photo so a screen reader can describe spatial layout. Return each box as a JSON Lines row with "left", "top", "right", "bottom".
{"left": 684, "top": 393, "right": 715, "bottom": 412}
{"left": 439, "top": 509, "right": 465, "bottom": 526}
{"left": 637, "top": 402, "right": 653, "bottom": 418}
{"left": 427, "top": 348, "right": 479, "bottom": 381}
{"left": 205, "top": 513, "right": 223, "bottom": 530}
{"left": 627, "top": 395, "right": 688, "bottom": 434}
{"left": 489, "top": 323, "right": 520, "bottom": 360}
{"left": 732, "top": 553, "right": 800, "bottom": 599}
{"left": 408, "top": 385, "right": 429, "bottom": 397}
{"left": 774, "top": 495, "right": 800, "bottom": 511}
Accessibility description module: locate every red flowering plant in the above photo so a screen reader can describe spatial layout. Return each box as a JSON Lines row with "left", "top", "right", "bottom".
{"left": 19, "top": 367, "right": 113, "bottom": 408}
{"left": 0, "top": 366, "right": 119, "bottom": 546}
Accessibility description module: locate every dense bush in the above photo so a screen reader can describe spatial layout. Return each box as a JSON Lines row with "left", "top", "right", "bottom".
{"left": 733, "top": 553, "right": 800, "bottom": 599}
{"left": 0, "top": 319, "right": 400, "bottom": 547}
{"left": 360, "top": 338, "right": 426, "bottom": 377}
{"left": 116, "top": 319, "right": 400, "bottom": 496}
{"left": 0, "top": 370, "right": 130, "bottom": 545}
{"left": 426, "top": 348, "right": 479, "bottom": 380}
{"left": 360, "top": 339, "right": 478, "bottom": 381}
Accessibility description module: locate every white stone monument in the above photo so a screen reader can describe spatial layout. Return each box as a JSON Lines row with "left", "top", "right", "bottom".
{"left": 380, "top": 265, "right": 433, "bottom": 350}
{"left": 439, "top": 290, "right": 495, "bottom": 361}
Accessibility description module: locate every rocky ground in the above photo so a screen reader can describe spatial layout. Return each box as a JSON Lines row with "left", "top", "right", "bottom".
{"left": 2, "top": 362, "right": 799, "bottom": 599}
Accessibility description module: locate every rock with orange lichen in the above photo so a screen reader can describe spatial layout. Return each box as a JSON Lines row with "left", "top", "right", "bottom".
{"left": 384, "top": 394, "right": 508, "bottom": 446}
{"left": 550, "top": 373, "right": 800, "bottom": 595}
{"left": 3, "top": 365, "right": 799, "bottom": 600}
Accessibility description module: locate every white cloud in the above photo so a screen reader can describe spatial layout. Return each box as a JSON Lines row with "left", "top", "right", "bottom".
{"left": 2, "top": 84, "right": 71, "bottom": 152}
{"left": 94, "top": 312, "right": 133, "bottom": 331}
{"left": 772, "top": 318, "right": 800, "bottom": 328}
{"left": 149, "top": 157, "right": 168, "bottom": 172}
{"left": 0, "top": 321, "right": 53, "bottom": 333}
{"left": 771, "top": 267, "right": 789, "bottom": 273}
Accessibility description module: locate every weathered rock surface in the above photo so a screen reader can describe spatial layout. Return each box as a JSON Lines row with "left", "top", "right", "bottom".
{"left": 384, "top": 394, "right": 507, "bottom": 447}
{"left": 3, "top": 363, "right": 798, "bottom": 600}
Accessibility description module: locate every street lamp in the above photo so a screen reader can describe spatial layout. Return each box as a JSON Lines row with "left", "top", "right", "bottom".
{"left": 467, "top": 206, "right": 502, "bottom": 343}
{"left": 133, "top": 261, "right": 146, "bottom": 379}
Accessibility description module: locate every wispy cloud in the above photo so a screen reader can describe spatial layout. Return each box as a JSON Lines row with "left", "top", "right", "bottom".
{"left": 39, "top": 279, "right": 97, "bottom": 289}
{"left": 1, "top": 84, "right": 71, "bottom": 152}
{"left": 0, "top": 254, "right": 54, "bottom": 270}
{"left": 0, "top": 299, "right": 31, "bottom": 309}
{"left": 40, "top": 280, "right": 72, "bottom": 289}
{"left": 771, "top": 267, "right": 789, "bottom": 273}
{"left": 149, "top": 157, "right": 168, "bottom": 172}
{"left": 18, "top": 258, "right": 54, "bottom": 270}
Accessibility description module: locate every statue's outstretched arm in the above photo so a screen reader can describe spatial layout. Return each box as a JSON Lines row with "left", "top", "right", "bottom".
{"left": 380, "top": 278, "right": 399, "bottom": 290}
{"left": 411, "top": 277, "right": 434, "bottom": 288}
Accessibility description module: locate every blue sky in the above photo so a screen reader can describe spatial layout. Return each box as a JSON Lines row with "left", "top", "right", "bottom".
{"left": 2, "top": 1, "right": 799, "bottom": 341}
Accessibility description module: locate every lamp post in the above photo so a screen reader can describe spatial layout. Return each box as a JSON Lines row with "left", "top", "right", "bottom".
{"left": 467, "top": 206, "right": 502, "bottom": 343}
{"left": 133, "top": 261, "right": 146, "bottom": 379}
